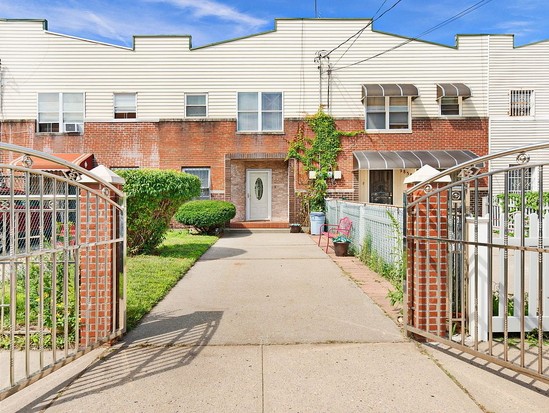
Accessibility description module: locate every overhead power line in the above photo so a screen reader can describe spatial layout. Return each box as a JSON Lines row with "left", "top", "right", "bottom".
{"left": 332, "top": 0, "right": 495, "bottom": 72}
{"left": 325, "top": 0, "right": 403, "bottom": 57}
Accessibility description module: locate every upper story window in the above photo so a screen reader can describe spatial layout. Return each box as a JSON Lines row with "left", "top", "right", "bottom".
{"left": 185, "top": 93, "right": 208, "bottom": 117}
{"left": 114, "top": 93, "right": 137, "bottom": 119}
{"left": 440, "top": 97, "right": 461, "bottom": 116}
{"left": 510, "top": 90, "right": 533, "bottom": 117}
{"left": 436, "top": 83, "right": 470, "bottom": 117}
{"left": 37, "top": 93, "right": 84, "bottom": 133}
{"left": 365, "top": 96, "right": 410, "bottom": 130}
{"left": 182, "top": 167, "right": 211, "bottom": 199}
{"left": 237, "top": 92, "right": 283, "bottom": 132}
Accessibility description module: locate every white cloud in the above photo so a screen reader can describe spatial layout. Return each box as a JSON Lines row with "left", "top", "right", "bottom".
{"left": 51, "top": 8, "right": 130, "bottom": 45}
{"left": 145, "top": 0, "right": 267, "bottom": 27}
{"left": 495, "top": 20, "right": 539, "bottom": 37}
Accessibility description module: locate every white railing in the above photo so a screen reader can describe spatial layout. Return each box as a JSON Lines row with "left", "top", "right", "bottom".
{"left": 468, "top": 213, "right": 549, "bottom": 341}
{"left": 325, "top": 199, "right": 403, "bottom": 265}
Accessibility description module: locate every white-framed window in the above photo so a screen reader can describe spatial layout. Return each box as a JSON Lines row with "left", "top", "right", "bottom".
{"left": 440, "top": 96, "right": 461, "bottom": 116}
{"left": 365, "top": 96, "right": 410, "bottom": 130}
{"left": 185, "top": 93, "right": 208, "bottom": 117}
{"left": 237, "top": 92, "right": 283, "bottom": 132}
{"left": 509, "top": 90, "right": 534, "bottom": 117}
{"left": 37, "top": 93, "right": 84, "bottom": 133}
{"left": 114, "top": 93, "right": 137, "bottom": 119}
{"left": 508, "top": 166, "right": 533, "bottom": 193}
{"left": 183, "top": 167, "right": 211, "bottom": 199}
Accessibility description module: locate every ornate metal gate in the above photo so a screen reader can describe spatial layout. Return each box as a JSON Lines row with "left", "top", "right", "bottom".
{"left": 406, "top": 142, "right": 549, "bottom": 383}
{"left": 0, "top": 143, "right": 126, "bottom": 400}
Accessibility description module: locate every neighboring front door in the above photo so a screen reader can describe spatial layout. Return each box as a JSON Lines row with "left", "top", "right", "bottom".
{"left": 369, "top": 170, "right": 393, "bottom": 204}
{"left": 246, "top": 169, "right": 271, "bottom": 220}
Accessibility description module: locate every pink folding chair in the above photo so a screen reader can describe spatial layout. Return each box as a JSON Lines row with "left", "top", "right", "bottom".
{"left": 318, "top": 217, "right": 353, "bottom": 253}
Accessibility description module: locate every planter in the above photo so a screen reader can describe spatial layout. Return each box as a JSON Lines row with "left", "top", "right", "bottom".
{"left": 333, "top": 241, "right": 350, "bottom": 256}
{"left": 290, "top": 225, "right": 302, "bottom": 233}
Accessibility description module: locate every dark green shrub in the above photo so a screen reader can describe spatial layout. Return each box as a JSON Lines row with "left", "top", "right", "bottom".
{"left": 116, "top": 169, "right": 201, "bottom": 255}
{"left": 175, "top": 200, "right": 236, "bottom": 234}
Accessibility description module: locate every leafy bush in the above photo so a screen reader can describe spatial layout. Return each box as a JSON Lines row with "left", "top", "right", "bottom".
{"left": 116, "top": 169, "right": 201, "bottom": 255}
{"left": 496, "top": 191, "right": 549, "bottom": 213}
{"left": 175, "top": 200, "right": 236, "bottom": 234}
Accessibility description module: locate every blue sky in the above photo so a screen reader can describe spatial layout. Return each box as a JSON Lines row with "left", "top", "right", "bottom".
{"left": 0, "top": 0, "right": 547, "bottom": 48}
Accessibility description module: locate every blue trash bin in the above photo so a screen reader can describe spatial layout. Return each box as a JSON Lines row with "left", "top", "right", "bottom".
{"left": 309, "top": 212, "right": 326, "bottom": 235}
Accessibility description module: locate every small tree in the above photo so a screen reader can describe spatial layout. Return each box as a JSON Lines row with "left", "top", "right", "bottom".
{"left": 117, "top": 169, "right": 201, "bottom": 255}
{"left": 175, "top": 200, "right": 236, "bottom": 234}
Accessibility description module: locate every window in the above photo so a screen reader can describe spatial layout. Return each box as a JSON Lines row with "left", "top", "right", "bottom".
{"left": 38, "top": 93, "right": 84, "bottom": 133}
{"left": 114, "top": 93, "right": 137, "bottom": 119}
{"left": 508, "top": 166, "right": 532, "bottom": 193}
{"left": 510, "top": 90, "right": 533, "bottom": 117}
{"left": 185, "top": 94, "right": 208, "bottom": 117}
{"left": 183, "top": 167, "right": 211, "bottom": 199}
{"left": 237, "top": 92, "right": 283, "bottom": 132}
{"left": 440, "top": 97, "right": 461, "bottom": 116}
{"left": 365, "top": 96, "right": 410, "bottom": 130}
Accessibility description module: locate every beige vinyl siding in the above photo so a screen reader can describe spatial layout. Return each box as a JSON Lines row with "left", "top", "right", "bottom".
{"left": 0, "top": 19, "right": 489, "bottom": 122}
{"left": 488, "top": 35, "right": 549, "bottom": 155}
{"left": 485, "top": 35, "right": 549, "bottom": 191}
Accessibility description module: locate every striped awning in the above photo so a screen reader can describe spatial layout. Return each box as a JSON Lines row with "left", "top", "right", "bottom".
{"left": 353, "top": 150, "right": 479, "bottom": 170}
{"left": 436, "top": 83, "right": 471, "bottom": 99}
{"left": 361, "top": 84, "right": 419, "bottom": 102}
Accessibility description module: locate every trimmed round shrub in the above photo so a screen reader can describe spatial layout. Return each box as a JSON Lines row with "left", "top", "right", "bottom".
{"left": 116, "top": 168, "right": 201, "bottom": 255}
{"left": 175, "top": 200, "right": 236, "bottom": 234}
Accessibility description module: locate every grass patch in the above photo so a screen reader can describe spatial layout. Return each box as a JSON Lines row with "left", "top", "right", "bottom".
{"left": 126, "top": 229, "right": 217, "bottom": 330}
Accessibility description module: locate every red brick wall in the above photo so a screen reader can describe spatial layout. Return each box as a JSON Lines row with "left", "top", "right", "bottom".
{"left": 406, "top": 182, "right": 449, "bottom": 339}
{"left": 1, "top": 117, "right": 488, "bottom": 198}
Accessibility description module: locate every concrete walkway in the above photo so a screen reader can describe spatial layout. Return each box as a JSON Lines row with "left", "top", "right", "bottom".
{"left": 2, "top": 232, "right": 548, "bottom": 412}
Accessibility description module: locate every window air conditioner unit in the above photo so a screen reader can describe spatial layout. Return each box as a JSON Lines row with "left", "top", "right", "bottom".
{"left": 64, "top": 123, "right": 82, "bottom": 133}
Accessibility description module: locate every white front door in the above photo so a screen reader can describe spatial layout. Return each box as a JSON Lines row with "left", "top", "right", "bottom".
{"left": 246, "top": 169, "right": 271, "bottom": 221}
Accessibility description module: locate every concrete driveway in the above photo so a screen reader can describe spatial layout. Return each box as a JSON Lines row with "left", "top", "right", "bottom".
{"left": 2, "top": 232, "right": 547, "bottom": 412}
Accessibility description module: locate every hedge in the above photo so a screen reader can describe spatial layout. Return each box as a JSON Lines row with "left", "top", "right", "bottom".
{"left": 175, "top": 200, "right": 236, "bottom": 234}
{"left": 116, "top": 168, "right": 201, "bottom": 255}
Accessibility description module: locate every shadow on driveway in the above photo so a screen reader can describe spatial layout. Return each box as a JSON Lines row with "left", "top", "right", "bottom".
{"left": 18, "top": 311, "right": 223, "bottom": 412}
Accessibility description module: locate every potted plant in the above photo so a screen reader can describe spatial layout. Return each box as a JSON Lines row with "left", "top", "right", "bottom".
{"left": 290, "top": 223, "right": 302, "bottom": 233}
{"left": 332, "top": 234, "right": 352, "bottom": 256}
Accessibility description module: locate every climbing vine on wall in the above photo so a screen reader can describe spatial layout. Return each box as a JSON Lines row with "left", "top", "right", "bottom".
{"left": 286, "top": 108, "right": 363, "bottom": 212}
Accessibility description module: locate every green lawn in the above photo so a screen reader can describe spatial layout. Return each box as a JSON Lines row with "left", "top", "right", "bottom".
{"left": 126, "top": 229, "right": 217, "bottom": 330}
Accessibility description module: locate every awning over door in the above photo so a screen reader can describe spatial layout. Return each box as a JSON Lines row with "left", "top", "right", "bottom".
{"left": 353, "top": 150, "right": 479, "bottom": 170}
{"left": 10, "top": 153, "right": 96, "bottom": 171}
{"left": 361, "top": 84, "right": 419, "bottom": 102}
{"left": 436, "top": 83, "right": 471, "bottom": 99}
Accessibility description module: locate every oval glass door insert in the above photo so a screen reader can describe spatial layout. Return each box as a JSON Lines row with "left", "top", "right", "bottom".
{"left": 254, "top": 178, "right": 264, "bottom": 200}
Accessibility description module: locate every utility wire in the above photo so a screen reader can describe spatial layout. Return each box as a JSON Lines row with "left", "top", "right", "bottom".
{"left": 333, "top": 0, "right": 495, "bottom": 72}
{"left": 332, "top": 0, "right": 392, "bottom": 66}
{"left": 325, "top": 0, "right": 403, "bottom": 57}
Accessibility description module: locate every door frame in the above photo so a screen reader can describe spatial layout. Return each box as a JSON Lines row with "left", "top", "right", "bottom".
{"left": 246, "top": 169, "right": 272, "bottom": 221}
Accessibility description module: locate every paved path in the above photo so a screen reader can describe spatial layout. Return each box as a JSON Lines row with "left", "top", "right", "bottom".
{"left": 2, "top": 232, "right": 548, "bottom": 412}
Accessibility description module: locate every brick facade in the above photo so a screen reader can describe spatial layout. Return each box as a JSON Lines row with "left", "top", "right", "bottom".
{"left": 1, "top": 117, "right": 488, "bottom": 223}
{"left": 406, "top": 181, "right": 449, "bottom": 340}
{"left": 78, "top": 181, "right": 123, "bottom": 346}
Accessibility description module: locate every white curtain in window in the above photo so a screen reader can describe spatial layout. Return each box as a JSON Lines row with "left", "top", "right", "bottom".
{"left": 63, "top": 93, "right": 84, "bottom": 123}
{"left": 238, "top": 93, "right": 259, "bottom": 131}
{"left": 114, "top": 93, "right": 136, "bottom": 112}
{"left": 38, "top": 93, "right": 59, "bottom": 122}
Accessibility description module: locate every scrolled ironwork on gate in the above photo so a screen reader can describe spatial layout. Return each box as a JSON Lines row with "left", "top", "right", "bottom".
{"left": 405, "top": 142, "right": 549, "bottom": 384}
{"left": 0, "top": 143, "right": 126, "bottom": 400}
